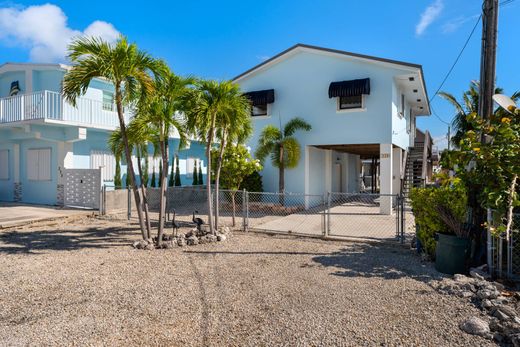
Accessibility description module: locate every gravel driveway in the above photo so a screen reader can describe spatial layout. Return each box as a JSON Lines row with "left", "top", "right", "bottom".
{"left": 0, "top": 216, "right": 493, "bottom": 346}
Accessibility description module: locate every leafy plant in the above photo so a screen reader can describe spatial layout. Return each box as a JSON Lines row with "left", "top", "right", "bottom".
{"left": 410, "top": 184, "right": 468, "bottom": 257}
{"left": 174, "top": 155, "right": 181, "bottom": 186}
{"left": 114, "top": 155, "right": 122, "bottom": 187}
{"left": 198, "top": 161, "right": 203, "bottom": 185}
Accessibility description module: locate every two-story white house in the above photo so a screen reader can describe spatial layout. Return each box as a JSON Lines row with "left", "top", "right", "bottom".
{"left": 0, "top": 63, "right": 207, "bottom": 207}
{"left": 234, "top": 44, "right": 432, "bottom": 213}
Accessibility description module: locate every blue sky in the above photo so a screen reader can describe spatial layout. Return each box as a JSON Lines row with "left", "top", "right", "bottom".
{"left": 0, "top": 0, "right": 518, "bottom": 148}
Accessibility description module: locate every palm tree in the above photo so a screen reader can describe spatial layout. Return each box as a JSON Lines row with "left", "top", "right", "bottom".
{"left": 213, "top": 87, "right": 251, "bottom": 228}
{"left": 108, "top": 126, "right": 152, "bottom": 239}
{"left": 439, "top": 81, "right": 518, "bottom": 146}
{"left": 255, "top": 117, "right": 311, "bottom": 200}
{"left": 183, "top": 80, "right": 245, "bottom": 234}
{"left": 63, "top": 36, "right": 163, "bottom": 240}
{"left": 132, "top": 69, "right": 192, "bottom": 245}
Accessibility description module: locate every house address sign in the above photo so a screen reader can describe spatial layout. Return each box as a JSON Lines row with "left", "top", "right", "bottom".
{"left": 381, "top": 153, "right": 390, "bottom": 159}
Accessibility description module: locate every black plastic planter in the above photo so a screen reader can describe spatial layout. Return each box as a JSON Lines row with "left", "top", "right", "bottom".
{"left": 435, "top": 233, "right": 470, "bottom": 275}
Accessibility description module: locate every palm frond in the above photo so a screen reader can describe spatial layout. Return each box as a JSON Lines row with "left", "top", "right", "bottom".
{"left": 283, "top": 117, "right": 312, "bottom": 137}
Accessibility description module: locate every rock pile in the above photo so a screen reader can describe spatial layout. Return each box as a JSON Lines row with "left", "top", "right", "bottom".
{"left": 132, "top": 226, "right": 231, "bottom": 250}
{"left": 434, "top": 265, "right": 520, "bottom": 345}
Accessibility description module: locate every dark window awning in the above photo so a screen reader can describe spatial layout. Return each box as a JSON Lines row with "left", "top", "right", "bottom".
{"left": 244, "top": 89, "right": 275, "bottom": 106}
{"left": 9, "top": 81, "right": 20, "bottom": 96}
{"left": 328, "top": 78, "right": 370, "bottom": 98}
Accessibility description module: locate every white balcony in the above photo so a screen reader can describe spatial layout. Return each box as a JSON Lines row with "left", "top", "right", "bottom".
{"left": 0, "top": 90, "right": 131, "bottom": 129}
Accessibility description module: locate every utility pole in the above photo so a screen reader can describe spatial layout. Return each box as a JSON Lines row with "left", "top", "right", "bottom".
{"left": 478, "top": 0, "right": 499, "bottom": 125}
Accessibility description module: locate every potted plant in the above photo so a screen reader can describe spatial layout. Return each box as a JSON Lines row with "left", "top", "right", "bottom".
{"left": 434, "top": 204, "right": 472, "bottom": 275}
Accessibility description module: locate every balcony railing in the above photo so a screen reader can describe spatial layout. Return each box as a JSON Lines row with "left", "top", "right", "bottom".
{"left": 0, "top": 90, "right": 130, "bottom": 128}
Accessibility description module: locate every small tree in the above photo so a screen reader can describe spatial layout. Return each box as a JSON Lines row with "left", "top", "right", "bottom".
{"left": 240, "top": 171, "right": 263, "bottom": 192}
{"left": 151, "top": 164, "right": 157, "bottom": 188}
{"left": 168, "top": 161, "right": 174, "bottom": 187}
{"left": 114, "top": 155, "right": 122, "bottom": 187}
{"left": 174, "top": 155, "right": 182, "bottom": 186}
{"left": 198, "top": 161, "right": 203, "bottom": 185}
{"left": 192, "top": 159, "right": 199, "bottom": 185}
{"left": 211, "top": 144, "right": 261, "bottom": 226}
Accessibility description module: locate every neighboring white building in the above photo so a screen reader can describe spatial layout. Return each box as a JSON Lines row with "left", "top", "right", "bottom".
{"left": 234, "top": 44, "right": 431, "bottom": 213}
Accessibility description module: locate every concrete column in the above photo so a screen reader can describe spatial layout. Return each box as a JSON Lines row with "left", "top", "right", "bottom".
{"left": 304, "top": 145, "right": 310, "bottom": 209}
{"left": 324, "top": 149, "right": 332, "bottom": 194}
{"left": 380, "top": 143, "right": 393, "bottom": 215}
{"left": 392, "top": 147, "right": 402, "bottom": 196}
{"left": 25, "top": 70, "right": 33, "bottom": 94}
{"left": 12, "top": 144, "right": 21, "bottom": 202}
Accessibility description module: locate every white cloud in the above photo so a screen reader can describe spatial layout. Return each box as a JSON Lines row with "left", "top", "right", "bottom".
{"left": 442, "top": 14, "right": 479, "bottom": 34}
{"left": 0, "top": 4, "right": 120, "bottom": 62}
{"left": 415, "top": 0, "right": 444, "bottom": 36}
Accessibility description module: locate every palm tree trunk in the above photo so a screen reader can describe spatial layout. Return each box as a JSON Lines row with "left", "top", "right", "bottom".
{"left": 157, "top": 139, "right": 168, "bottom": 246}
{"left": 206, "top": 113, "right": 217, "bottom": 235}
{"left": 214, "top": 131, "right": 227, "bottom": 229}
{"left": 136, "top": 151, "right": 152, "bottom": 240}
{"left": 115, "top": 87, "right": 147, "bottom": 240}
{"left": 279, "top": 146, "right": 285, "bottom": 206}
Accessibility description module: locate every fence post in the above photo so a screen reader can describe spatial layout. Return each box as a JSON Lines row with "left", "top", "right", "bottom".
{"left": 127, "top": 187, "right": 131, "bottom": 221}
{"left": 400, "top": 195, "right": 405, "bottom": 244}
{"left": 487, "top": 209, "right": 494, "bottom": 277}
{"left": 326, "top": 192, "right": 331, "bottom": 237}
{"left": 242, "top": 189, "right": 247, "bottom": 232}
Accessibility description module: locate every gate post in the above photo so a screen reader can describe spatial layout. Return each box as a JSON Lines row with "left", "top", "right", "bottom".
{"left": 400, "top": 195, "right": 405, "bottom": 244}
{"left": 242, "top": 189, "right": 247, "bottom": 232}
{"left": 326, "top": 192, "right": 331, "bottom": 237}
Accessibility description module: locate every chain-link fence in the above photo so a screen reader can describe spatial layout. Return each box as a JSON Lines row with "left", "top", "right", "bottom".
{"left": 101, "top": 186, "right": 413, "bottom": 243}
{"left": 489, "top": 212, "right": 520, "bottom": 280}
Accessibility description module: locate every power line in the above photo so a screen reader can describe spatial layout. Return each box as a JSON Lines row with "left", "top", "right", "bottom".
{"left": 429, "top": 15, "right": 482, "bottom": 104}
{"left": 430, "top": 105, "right": 450, "bottom": 126}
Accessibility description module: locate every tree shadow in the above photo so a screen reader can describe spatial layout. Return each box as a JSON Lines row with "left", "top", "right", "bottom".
{"left": 0, "top": 226, "right": 137, "bottom": 255}
{"left": 312, "top": 242, "right": 444, "bottom": 284}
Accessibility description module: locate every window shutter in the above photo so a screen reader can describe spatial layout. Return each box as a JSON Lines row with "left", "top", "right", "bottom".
{"left": 27, "top": 149, "right": 39, "bottom": 180}
{"left": 38, "top": 148, "right": 51, "bottom": 180}
{"left": 186, "top": 157, "right": 195, "bottom": 178}
{"left": 0, "top": 150, "right": 8, "bottom": 180}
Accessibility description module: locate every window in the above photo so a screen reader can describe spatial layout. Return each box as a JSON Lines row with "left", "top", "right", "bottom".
{"left": 90, "top": 150, "right": 115, "bottom": 182}
{"left": 102, "top": 91, "right": 114, "bottom": 111}
{"left": 252, "top": 104, "right": 268, "bottom": 117}
{"left": 338, "top": 95, "right": 363, "bottom": 110}
{"left": 27, "top": 148, "right": 51, "bottom": 181}
{"left": 186, "top": 157, "right": 197, "bottom": 178}
{"left": 0, "top": 150, "right": 8, "bottom": 180}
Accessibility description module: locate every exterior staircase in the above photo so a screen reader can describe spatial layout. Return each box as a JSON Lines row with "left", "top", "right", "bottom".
{"left": 402, "top": 143, "right": 425, "bottom": 198}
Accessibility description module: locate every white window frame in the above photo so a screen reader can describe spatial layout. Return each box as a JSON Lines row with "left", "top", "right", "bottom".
{"left": 102, "top": 90, "right": 115, "bottom": 112}
{"left": 336, "top": 95, "right": 366, "bottom": 113}
{"left": 27, "top": 148, "right": 52, "bottom": 181}
{"left": 251, "top": 103, "right": 271, "bottom": 118}
{"left": 0, "top": 149, "right": 9, "bottom": 180}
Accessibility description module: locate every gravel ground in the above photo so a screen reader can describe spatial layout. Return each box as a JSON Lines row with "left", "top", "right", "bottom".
{"left": 0, "top": 216, "right": 494, "bottom": 346}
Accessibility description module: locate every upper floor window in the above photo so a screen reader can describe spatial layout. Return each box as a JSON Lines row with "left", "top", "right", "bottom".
{"left": 244, "top": 89, "right": 275, "bottom": 117}
{"left": 102, "top": 91, "right": 114, "bottom": 111}
{"left": 338, "top": 95, "right": 363, "bottom": 110}
{"left": 329, "top": 78, "right": 370, "bottom": 113}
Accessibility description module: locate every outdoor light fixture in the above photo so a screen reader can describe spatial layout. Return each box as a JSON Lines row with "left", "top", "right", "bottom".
{"left": 408, "top": 77, "right": 415, "bottom": 81}
{"left": 493, "top": 94, "right": 517, "bottom": 113}
{"left": 413, "top": 89, "right": 418, "bottom": 93}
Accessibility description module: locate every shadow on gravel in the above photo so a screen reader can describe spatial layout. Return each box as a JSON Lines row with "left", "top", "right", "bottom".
{"left": 312, "top": 243, "right": 440, "bottom": 283}
{"left": 0, "top": 226, "right": 136, "bottom": 255}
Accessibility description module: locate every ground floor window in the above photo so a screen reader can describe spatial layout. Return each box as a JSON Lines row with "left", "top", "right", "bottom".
{"left": 0, "top": 149, "right": 8, "bottom": 180}
{"left": 27, "top": 148, "right": 51, "bottom": 181}
{"left": 338, "top": 95, "right": 363, "bottom": 110}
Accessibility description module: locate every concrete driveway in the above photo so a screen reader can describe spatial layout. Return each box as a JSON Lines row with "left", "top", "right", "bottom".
{"left": 0, "top": 203, "right": 92, "bottom": 228}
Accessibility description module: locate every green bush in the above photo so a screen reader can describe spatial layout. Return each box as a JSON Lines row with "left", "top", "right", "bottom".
{"left": 409, "top": 184, "right": 467, "bottom": 258}
{"left": 240, "top": 171, "right": 263, "bottom": 192}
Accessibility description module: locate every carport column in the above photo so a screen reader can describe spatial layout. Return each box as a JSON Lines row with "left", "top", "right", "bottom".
{"left": 56, "top": 142, "right": 74, "bottom": 206}
{"left": 13, "top": 144, "right": 21, "bottom": 202}
{"left": 379, "top": 144, "right": 393, "bottom": 215}
{"left": 304, "top": 145, "right": 310, "bottom": 209}
{"left": 324, "top": 149, "right": 332, "bottom": 194}
{"left": 392, "top": 147, "right": 402, "bottom": 196}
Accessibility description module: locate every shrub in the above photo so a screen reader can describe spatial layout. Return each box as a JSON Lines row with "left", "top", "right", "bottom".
{"left": 240, "top": 171, "right": 263, "bottom": 192}
{"left": 409, "top": 183, "right": 467, "bottom": 258}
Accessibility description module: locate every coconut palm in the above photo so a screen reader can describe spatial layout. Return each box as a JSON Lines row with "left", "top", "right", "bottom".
{"left": 131, "top": 69, "right": 192, "bottom": 246}
{"left": 255, "top": 117, "right": 311, "bottom": 198}
{"left": 63, "top": 36, "right": 164, "bottom": 240}
{"left": 439, "top": 81, "right": 519, "bottom": 147}
{"left": 183, "top": 80, "right": 246, "bottom": 234}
